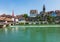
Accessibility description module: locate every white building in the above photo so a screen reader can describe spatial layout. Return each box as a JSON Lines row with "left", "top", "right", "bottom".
{"left": 30, "top": 14, "right": 38, "bottom": 17}
{"left": 30, "top": 10, "right": 38, "bottom": 17}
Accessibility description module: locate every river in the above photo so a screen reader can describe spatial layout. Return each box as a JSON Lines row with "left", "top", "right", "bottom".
{"left": 0, "top": 27, "right": 60, "bottom": 42}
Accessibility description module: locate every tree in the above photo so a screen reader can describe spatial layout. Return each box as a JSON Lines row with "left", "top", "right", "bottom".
{"left": 23, "top": 14, "right": 28, "bottom": 21}
{"left": 47, "top": 15, "right": 53, "bottom": 23}
{"left": 36, "top": 16, "right": 41, "bottom": 21}
{"left": 23, "top": 14, "right": 28, "bottom": 18}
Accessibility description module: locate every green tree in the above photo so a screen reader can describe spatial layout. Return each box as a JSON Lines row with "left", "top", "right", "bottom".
{"left": 23, "top": 14, "right": 28, "bottom": 18}
{"left": 23, "top": 14, "right": 28, "bottom": 21}
{"left": 47, "top": 15, "right": 53, "bottom": 23}
{"left": 36, "top": 16, "right": 41, "bottom": 21}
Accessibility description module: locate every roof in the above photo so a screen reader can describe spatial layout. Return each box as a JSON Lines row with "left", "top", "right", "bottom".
{"left": 0, "top": 17, "right": 6, "bottom": 20}
{"left": 16, "top": 15, "right": 24, "bottom": 19}
{"left": 5, "top": 18, "right": 13, "bottom": 21}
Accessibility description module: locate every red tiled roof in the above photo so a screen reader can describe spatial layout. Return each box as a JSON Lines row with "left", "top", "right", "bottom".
{"left": 0, "top": 17, "right": 6, "bottom": 20}
{"left": 0, "top": 17, "right": 13, "bottom": 21}
{"left": 5, "top": 18, "right": 13, "bottom": 21}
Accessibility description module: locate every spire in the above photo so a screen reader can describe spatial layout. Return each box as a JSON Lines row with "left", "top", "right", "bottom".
{"left": 12, "top": 10, "right": 14, "bottom": 17}
{"left": 43, "top": 4, "right": 45, "bottom": 12}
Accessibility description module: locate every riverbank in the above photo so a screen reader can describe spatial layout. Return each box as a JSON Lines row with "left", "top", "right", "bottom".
{"left": 10, "top": 24, "right": 60, "bottom": 28}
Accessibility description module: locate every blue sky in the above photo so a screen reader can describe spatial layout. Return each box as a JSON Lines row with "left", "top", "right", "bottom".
{"left": 0, "top": 0, "right": 60, "bottom": 15}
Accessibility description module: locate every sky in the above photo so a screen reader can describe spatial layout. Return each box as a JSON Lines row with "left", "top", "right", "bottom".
{"left": 0, "top": 0, "right": 60, "bottom": 15}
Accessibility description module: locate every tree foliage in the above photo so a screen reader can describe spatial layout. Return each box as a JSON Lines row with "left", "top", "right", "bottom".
{"left": 23, "top": 14, "right": 28, "bottom": 18}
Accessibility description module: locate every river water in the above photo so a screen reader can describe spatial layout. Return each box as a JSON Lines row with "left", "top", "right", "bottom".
{"left": 0, "top": 27, "right": 60, "bottom": 42}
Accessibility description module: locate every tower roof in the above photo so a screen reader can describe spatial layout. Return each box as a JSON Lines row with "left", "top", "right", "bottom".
{"left": 43, "top": 4, "right": 45, "bottom": 12}
{"left": 12, "top": 10, "right": 14, "bottom": 17}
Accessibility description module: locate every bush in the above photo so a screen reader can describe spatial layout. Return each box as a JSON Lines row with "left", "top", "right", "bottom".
{"left": 25, "top": 23, "right": 29, "bottom": 25}
{"left": 19, "top": 23, "right": 24, "bottom": 25}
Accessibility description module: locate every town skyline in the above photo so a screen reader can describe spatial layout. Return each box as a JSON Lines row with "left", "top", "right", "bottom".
{"left": 0, "top": 0, "right": 60, "bottom": 15}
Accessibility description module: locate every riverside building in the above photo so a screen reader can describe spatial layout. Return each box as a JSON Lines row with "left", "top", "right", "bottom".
{"left": 30, "top": 10, "right": 38, "bottom": 17}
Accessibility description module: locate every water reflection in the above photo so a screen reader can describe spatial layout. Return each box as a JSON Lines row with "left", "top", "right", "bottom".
{"left": 11, "top": 28, "right": 15, "bottom": 33}
{"left": 4, "top": 28, "right": 8, "bottom": 35}
{"left": 15, "top": 27, "right": 18, "bottom": 32}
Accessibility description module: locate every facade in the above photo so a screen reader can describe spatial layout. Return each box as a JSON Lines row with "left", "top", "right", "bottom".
{"left": 28, "top": 17, "right": 38, "bottom": 22}
{"left": 30, "top": 10, "right": 38, "bottom": 17}
{"left": 18, "top": 17, "right": 26, "bottom": 24}
{"left": 0, "top": 17, "right": 5, "bottom": 23}
{"left": 55, "top": 10, "right": 60, "bottom": 16}
{"left": 51, "top": 12, "right": 57, "bottom": 17}
{"left": 47, "top": 11, "right": 57, "bottom": 17}
{"left": 5, "top": 18, "right": 13, "bottom": 23}
{"left": 0, "top": 17, "right": 14, "bottom": 24}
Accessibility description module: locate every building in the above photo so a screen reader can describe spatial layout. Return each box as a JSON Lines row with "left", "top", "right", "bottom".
{"left": 0, "top": 17, "right": 14, "bottom": 24}
{"left": 47, "top": 11, "right": 57, "bottom": 17}
{"left": 16, "top": 15, "right": 23, "bottom": 18}
{"left": 18, "top": 17, "right": 26, "bottom": 24}
{"left": 55, "top": 10, "right": 60, "bottom": 16}
{"left": 51, "top": 12, "right": 57, "bottom": 17}
{"left": 40, "top": 5, "right": 46, "bottom": 15}
{"left": 30, "top": 10, "right": 38, "bottom": 17}
{"left": 0, "top": 17, "right": 5, "bottom": 23}
{"left": 43, "top": 5, "right": 45, "bottom": 13}
{"left": 5, "top": 18, "right": 13, "bottom": 23}
{"left": 28, "top": 17, "right": 38, "bottom": 22}
{"left": 39, "top": 5, "right": 47, "bottom": 21}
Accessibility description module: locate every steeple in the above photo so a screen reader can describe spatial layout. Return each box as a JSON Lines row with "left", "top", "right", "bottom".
{"left": 12, "top": 10, "right": 14, "bottom": 17}
{"left": 43, "top": 4, "right": 45, "bottom": 12}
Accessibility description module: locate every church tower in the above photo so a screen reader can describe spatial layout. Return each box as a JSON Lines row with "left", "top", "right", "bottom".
{"left": 43, "top": 5, "right": 45, "bottom": 13}
{"left": 12, "top": 10, "right": 14, "bottom": 17}
{"left": 12, "top": 10, "right": 15, "bottom": 22}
